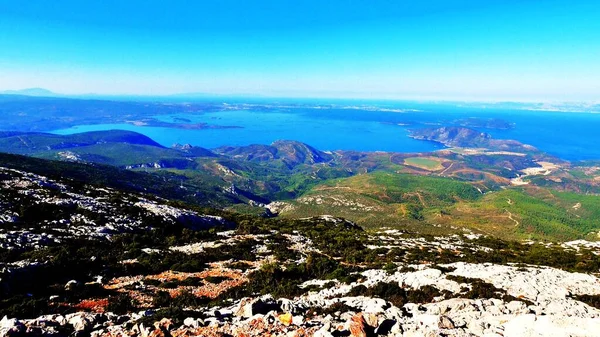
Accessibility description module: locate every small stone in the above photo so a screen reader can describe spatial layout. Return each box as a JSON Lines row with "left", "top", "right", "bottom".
{"left": 149, "top": 328, "right": 165, "bottom": 337}
{"left": 90, "top": 330, "right": 104, "bottom": 337}
{"left": 292, "top": 315, "right": 304, "bottom": 326}
{"left": 138, "top": 323, "right": 151, "bottom": 337}
{"left": 68, "top": 314, "right": 93, "bottom": 332}
{"left": 279, "top": 312, "right": 293, "bottom": 326}
{"left": 264, "top": 311, "right": 277, "bottom": 324}
{"left": 390, "top": 321, "right": 404, "bottom": 335}
{"left": 183, "top": 317, "right": 203, "bottom": 328}
{"left": 65, "top": 280, "right": 80, "bottom": 291}
{"left": 279, "top": 298, "right": 296, "bottom": 313}
{"left": 157, "top": 318, "right": 173, "bottom": 330}
{"left": 314, "top": 325, "right": 334, "bottom": 337}
{"left": 54, "top": 315, "right": 67, "bottom": 326}
{"left": 364, "top": 313, "right": 378, "bottom": 328}
{"left": 235, "top": 298, "right": 252, "bottom": 318}
{"left": 349, "top": 313, "right": 367, "bottom": 337}
{"left": 438, "top": 315, "right": 455, "bottom": 329}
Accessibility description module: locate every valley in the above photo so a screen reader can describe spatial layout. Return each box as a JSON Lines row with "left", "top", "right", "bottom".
{"left": 1, "top": 97, "right": 600, "bottom": 336}
{"left": 1, "top": 155, "right": 600, "bottom": 336}
{"left": 0, "top": 125, "right": 599, "bottom": 242}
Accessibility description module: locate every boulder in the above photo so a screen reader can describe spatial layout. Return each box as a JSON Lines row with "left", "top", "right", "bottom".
{"left": 375, "top": 319, "right": 397, "bottom": 335}
{"left": 67, "top": 314, "right": 94, "bottom": 332}
{"left": 0, "top": 316, "right": 25, "bottom": 336}
{"left": 438, "top": 315, "right": 455, "bottom": 329}
{"left": 183, "top": 317, "right": 203, "bottom": 328}
{"left": 64, "top": 280, "right": 81, "bottom": 291}
{"left": 235, "top": 297, "right": 281, "bottom": 318}
{"left": 278, "top": 298, "right": 298, "bottom": 314}
{"left": 349, "top": 313, "right": 368, "bottom": 337}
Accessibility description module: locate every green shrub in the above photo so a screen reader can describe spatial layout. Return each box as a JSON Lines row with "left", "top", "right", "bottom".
{"left": 204, "top": 276, "right": 229, "bottom": 284}
{"left": 573, "top": 294, "right": 600, "bottom": 309}
{"left": 348, "top": 282, "right": 442, "bottom": 307}
{"left": 106, "top": 294, "right": 138, "bottom": 315}
{"left": 306, "top": 302, "right": 358, "bottom": 317}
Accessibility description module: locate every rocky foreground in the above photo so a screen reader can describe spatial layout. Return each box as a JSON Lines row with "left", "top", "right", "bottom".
{"left": 3, "top": 228, "right": 600, "bottom": 336}
{"left": 3, "top": 260, "right": 600, "bottom": 336}
{"left": 2, "top": 166, "right": 600, "bottom": 336}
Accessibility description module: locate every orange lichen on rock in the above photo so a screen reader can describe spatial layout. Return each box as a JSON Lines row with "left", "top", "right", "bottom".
{"left": 101, "top": 263, "right": 249, "bottom": 307}
{"left": 349, "top": 313, "right": 367, "bottom": 337}
{"left": 73, "top": 298, "right": 109, "bottom": 312}
{"left": 104, "top": 275, "right": 144, "bottom": 290}
{"left": 191, "top": 277, "right": 245, "bottom": 298}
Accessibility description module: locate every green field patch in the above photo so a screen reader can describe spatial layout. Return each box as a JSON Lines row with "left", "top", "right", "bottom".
{"left": 403, "top": 157, "right": 446, "bottom": 171}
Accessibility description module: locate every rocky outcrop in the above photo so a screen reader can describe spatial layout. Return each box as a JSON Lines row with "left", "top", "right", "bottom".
{"left": 0, "top": 166, "right": 229, "bottom": 250}
{"left": 409, "top": 127, "right": 538, "bottom": 152}
{"left": 4, "top": 259, "right": 600, "bottom": 336}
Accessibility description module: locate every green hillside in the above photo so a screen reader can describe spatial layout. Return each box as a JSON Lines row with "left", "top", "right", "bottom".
{"left": 0, "top": 130, "right": 164, "bottom": 155}
{"left": 434, "top": 187, "right": 600, "bottom": 241}
{"left": 36, "top": 143, "right": 192, "bottom": 167}
{"left": 0, "top": 152, "right": 243, "bottom": 207}
{"left": 275, "top": 171, "right": 600, "bottom": 241}
{"left": 276, "top": 172, "right": 482, "bottom": 232}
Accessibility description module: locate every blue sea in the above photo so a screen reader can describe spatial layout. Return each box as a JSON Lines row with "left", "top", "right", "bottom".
{"left": 51, "top": 102, "right": 600, "bottom": 161}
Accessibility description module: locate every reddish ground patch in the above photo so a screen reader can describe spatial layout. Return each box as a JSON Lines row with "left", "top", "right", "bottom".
{"left": 73, "top": 298, "right": 109, "bottom": 313}
{"left": 104, "top": 263, "right": 249, "bottom": 307}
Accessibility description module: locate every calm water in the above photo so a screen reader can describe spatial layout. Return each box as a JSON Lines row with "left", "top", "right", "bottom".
{"left": 51, "top": 104, "right": 600, "bottom": 161}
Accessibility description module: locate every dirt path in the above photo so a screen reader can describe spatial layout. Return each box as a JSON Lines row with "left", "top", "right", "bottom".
{"left": 399, "top": 204, "right": 407, "bottom": 217}
{"left": 440, "top": 162, "right": 455, "bottom": 175}
{"left": 404, "top": 192, "right": 426, "bottom": 207}
{"left": 17, "top": 136, "right": 30, "bottom": 147}
{"left": 316, "top": 185, "right": 352, "bottom": 191}
{"left": 417, "top": 192, "right": 426, "bottom": 207}
{"left": 504, "top": 209, "right": 519, "bottom": 227}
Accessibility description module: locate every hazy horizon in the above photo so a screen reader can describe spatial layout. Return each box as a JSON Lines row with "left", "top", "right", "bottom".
{"left": 3, "top": 87, "right": 600, "bottom": 106}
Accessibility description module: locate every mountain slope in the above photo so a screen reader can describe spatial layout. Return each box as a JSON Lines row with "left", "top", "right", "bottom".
{"left": 0, "top": 152, "right": 243, "bottom": 207}
{"left": 0, "top": 130, "right": 164, "bottom": 154}
{"left": 215, "top": 140, "right": 333, "bottom": 168}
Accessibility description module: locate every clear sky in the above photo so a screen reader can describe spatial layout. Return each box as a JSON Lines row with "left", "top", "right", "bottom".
{"left": 1, "top": 0, "right": 599, "bottom": 101}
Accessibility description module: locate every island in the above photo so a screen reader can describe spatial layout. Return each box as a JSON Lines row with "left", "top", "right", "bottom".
{"left": 408, "top": 126, "right": 537, "bottom": 153}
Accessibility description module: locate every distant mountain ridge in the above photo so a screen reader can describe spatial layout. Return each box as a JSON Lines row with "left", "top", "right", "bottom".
{"left": 0, "top": 88, "right": 59, "bottom": 97}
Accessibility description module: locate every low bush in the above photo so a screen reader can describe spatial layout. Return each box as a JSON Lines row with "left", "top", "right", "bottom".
{"left": 348, "top": 282, "right": 442, "bottom": 307}
{"left": 106, "top": 294, "right": 138, "bottom": 315}
{"left": 573, "top": 294, "right": 600, "bottom": 309}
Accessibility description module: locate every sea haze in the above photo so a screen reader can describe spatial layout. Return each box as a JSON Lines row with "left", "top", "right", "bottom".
{"left": 51, "top": 102, "right": 600, "bottom": 161}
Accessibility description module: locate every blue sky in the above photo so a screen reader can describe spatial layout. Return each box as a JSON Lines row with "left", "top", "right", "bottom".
{"left": 1, "top": 0, "right": 599, "bottom": 101}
